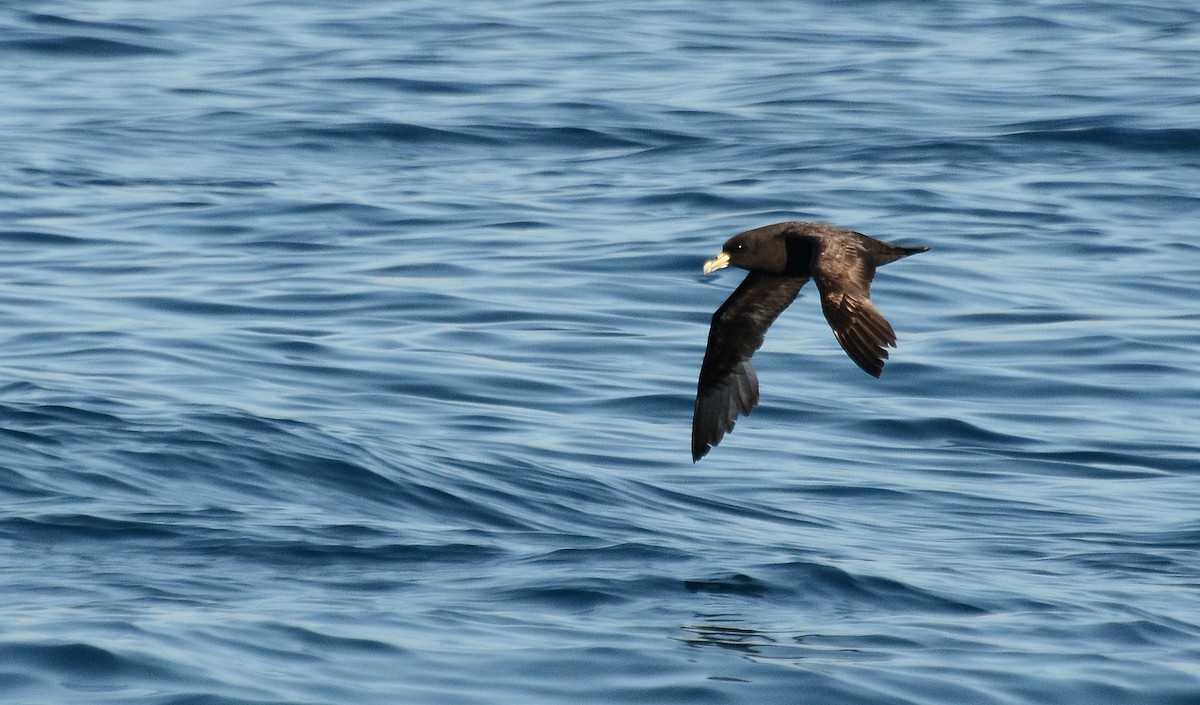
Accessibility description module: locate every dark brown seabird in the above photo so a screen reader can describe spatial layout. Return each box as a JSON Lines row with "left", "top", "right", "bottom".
{"left": 692, "top": 220, "right": 929, "bottom": 462}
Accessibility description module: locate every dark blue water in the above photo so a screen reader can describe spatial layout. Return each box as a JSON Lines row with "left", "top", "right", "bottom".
{"left": 3, "top": 2, "right": 1200, "bottom": 703}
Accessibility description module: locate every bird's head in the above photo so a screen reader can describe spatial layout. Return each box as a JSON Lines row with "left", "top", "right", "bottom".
{"left": 703, "top": 224, "right": 800, "bottom": 275}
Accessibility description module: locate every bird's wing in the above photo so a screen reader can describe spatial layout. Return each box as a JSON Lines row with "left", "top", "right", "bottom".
{"left": 692, "top": 272, "right": 807, "bottom": 461}
{"left": 811, "top": 238, "right": 895, "bottom": 377}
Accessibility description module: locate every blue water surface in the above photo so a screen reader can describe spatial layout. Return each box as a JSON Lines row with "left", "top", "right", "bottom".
{"left": 2, "top": 1, "right": 1200, "bottom": 703}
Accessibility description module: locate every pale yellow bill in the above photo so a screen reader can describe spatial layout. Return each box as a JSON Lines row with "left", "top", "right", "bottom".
{"left": 702, "top": 251, "right": 730, "bottom": 275}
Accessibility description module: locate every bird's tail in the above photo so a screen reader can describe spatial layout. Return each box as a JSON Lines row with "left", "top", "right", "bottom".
{"left": 872, "top": 242, "right": 930, "bottom": 266}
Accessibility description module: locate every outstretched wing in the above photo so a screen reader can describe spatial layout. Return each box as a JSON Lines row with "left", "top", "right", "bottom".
{"left": 811, "top": 238, "right": 895, "bottom": 377}
{"left": 692, "top": 272, "right": 807, "bottom": 461}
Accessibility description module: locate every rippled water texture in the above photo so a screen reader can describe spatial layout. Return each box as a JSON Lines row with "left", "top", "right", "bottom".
{"left": 2, "top": 2, "right": 1199, "bottom": 703}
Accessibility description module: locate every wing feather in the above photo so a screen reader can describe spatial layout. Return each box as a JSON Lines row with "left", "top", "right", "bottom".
{"left": 692, "top": 272, "right": 807, "bottom": 461}
{"left": 811, "top": 239, "right": 896, "bottom": 377}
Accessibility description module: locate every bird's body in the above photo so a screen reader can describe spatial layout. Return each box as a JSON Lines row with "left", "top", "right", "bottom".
{"left": 692, "top": 221, "right": 928, "bottom": 462}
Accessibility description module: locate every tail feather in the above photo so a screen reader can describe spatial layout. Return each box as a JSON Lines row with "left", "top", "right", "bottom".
{"left": 871, "top": 242, "right": 930, "bottom": 267}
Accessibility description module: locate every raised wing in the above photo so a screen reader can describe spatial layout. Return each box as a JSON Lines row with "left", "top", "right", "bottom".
{"left": 692, "top": 272, "right": 807, "bottom": 461}
{"left": 811, "top": 238, "right": 895, "bottom": 377}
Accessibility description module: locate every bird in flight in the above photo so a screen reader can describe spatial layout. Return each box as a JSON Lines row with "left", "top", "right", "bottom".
{"left": 692, "top": 220, "right": 929, "bottom": 462}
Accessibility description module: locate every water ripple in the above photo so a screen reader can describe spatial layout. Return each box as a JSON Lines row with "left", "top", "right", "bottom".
{"left": 2, "top": 1, "right": 1199, "bottom": 703}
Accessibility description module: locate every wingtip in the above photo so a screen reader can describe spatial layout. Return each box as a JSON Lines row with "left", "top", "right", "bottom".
{"left": 848, "top": 355, "right": 884, "bottom": 377}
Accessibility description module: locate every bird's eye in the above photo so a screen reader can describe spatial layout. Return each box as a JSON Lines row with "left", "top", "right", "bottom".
{"left": 733, "top": 243, "right": 744, "bottom": 251}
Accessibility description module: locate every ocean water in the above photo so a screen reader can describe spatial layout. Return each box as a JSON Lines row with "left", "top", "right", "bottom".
{"left": 2, "top": 1, "right": 1199, "bottom": 703}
